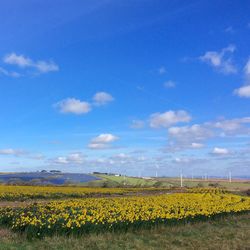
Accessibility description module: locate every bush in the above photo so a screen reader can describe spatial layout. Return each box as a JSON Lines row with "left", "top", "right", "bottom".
{"left": 208, "top": 183, "right": 219, "bottom": 188}
{"left": 197, "top": 183, "right": 204, "bottom": 188}
{"left": 245, "top": 189, "right": 250, "bottom": 196}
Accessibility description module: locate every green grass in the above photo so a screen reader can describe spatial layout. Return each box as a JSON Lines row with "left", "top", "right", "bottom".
{"left": 0, "top": 213, "right": 249, "bottom": 249}
{"left": 81, "top": 175, "right": 250, "bottom": 190}
{"left": 83, "top": 174, "right": 158, "bottom": 187}
{"left": 156, "top": 177, "right": 250, "bottom": 190}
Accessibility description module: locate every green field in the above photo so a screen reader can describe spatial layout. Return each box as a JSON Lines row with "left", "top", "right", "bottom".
{"left": 0, "top": 213, "right": 249, "bottom": 250}
{"left": 82, "top": 174, "right": 158, "bottom": 187}
{"left": 84, "top": 174, "right": 250, "bottom": 192}
{"left": 156, "top": 177, "right": 250, "bottom": 190}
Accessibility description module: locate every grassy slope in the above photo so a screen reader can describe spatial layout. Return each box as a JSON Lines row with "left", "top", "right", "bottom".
{"left": 81, "top": 175, "right": 250, "bottom": 190}
{"left": 0, "top": 213, "right": 249, "bottom": 250}
{"left": 82, "top": 174, "right": 157, "bottom": 187}
{"left": 157, "top": 178, "right": 250, "bottom": 190}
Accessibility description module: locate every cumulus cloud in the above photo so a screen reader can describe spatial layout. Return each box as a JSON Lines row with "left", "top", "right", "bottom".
{"left": 112, "top": 153, "right": 131, "bottom": 159}
{"left": 199, "top": 45, "right": 237, "bottom": 74}
{"left": 150, "top": 110, "right": 191, "bottom": 128}
{"left": 4, "top": 53, "right": 32, "bottom": 67}
{"left": 174, "top": 157, "right": 191, "bottom": 164}
{"left": 0, "top": 67, "right": 21, "bottom": 78}
{"left": 234, "top": 58, "right": 250, "bottom": 98}
{"left": 164, "top": 115, "right": 250, "bottom": 153}
{"left": 173, "top": 157, "right": 205, "bottom": 166}
{"left": 158, "top": 66, "right": 167, "bottom": 75}
{"left": 212, "top": 147, "right": 230, "bottom": 155}
{"left": 52, "top": 156, "right": 69, "bottom": 164}
{"left": 163, "top": 141, "right": 205, "bottom": 153}
{"left": 55, "top": 92, "right": 114, "bottom": 115}
{"left": 29, "top": 154, "right": 45, "bottom": 160}
{"left": 0, "top": 148, "right": 26, "bottom": 156}
{"left": 191, "top": 142, "right": 204, "bottom": 149}
{"left": 35, "top": 60, "right": 59, "bottom": 73}
{"left": 91, "top": 134, "right": 119, "bottom": 143}
{"left": 235, "top": 85, "right": 250, "bottom": 98}
{"left": 88, "top": 133, "right": 119, "bottom": 150}
{"left": 130, "top": 120, "right": 145, "bottom": 129}
{"left": 93, "top": 92, "right": 114, "bottom": 106}
{"left": 212, "top": 117, "right": 250, "bottom": 133}
{"left": 50, "top": 153, "right": 84, "bottom": 165}
{"left": 244, "top": 58, "right": 250, "bottom": 77}
{"left": 54, "top": 98, "right": 91, "bottom": 115}
{"left": 3, "top": 53, "right": 59, "bottom": 74}
{"left": 67, "top": 153, "right": 85, "bottom": 164}
{"left": 164, "top": 80, "right": 176, "bottom": 89}
{"left": 224, "top": 26, "right": 235, "bottom": 34}
{"left": 87, "top": 143, "right": 110, "bottom": 149}
{"left": 168, "top": 124, "right": 213, "bottom": 142}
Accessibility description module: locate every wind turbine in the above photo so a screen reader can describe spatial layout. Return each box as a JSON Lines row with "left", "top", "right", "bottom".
{"left": 155, "top": 163, "right": 159, "bottom": 178}
{"left": 180, "top": 169, "right": 183, "bottom": 188}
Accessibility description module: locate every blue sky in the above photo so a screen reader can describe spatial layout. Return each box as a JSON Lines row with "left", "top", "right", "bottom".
{"left": 0, "top": 0, "right": 250, "bottom": 177}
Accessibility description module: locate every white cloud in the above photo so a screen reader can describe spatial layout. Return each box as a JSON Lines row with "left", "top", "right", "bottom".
{"left": 50, "top": 153, "right": 84, "bottom": 165}
{"left": 150, "top": 110, "right": 191, "bottom": 128}
{"left": 158, "top": 66, "right": 167, "bottom": 75}
{"left": 168, "top": 124, "right": 213, "bottom": 142}
{"left": 199, "top": 45, "right": 237, "bottom": 74}
{"left": 4, "top": 53, "right": 32, "bottom": 67}
{"left": 55, "top": 98, "right": 91, "bottom": 115}
{"left": 234, "top": 85, "right": 250, "bottom": 98}
{"left": 212, "top": 147, "right": 230, "bottom": 155}
{"left": 88, "top": 133, "right": 119, "bottom": 150}
{"left": 224, "top": 26, "right": 235, "bottom": 34}
{"left": 164, "top": 80, "right": 176, "bottom": 89}
{"left": 163, "top": 141, "right": 205, "bottom": 152}
{"left": 29, "top": 154, "right": 45, "bottom": 160}
{"left": 0, "top": 148, "right": 26, "bottom": 156}
{"left": 3, "top": 53, "right": 59, "bottom": 74}
{"left": 191, "top": 142, "right": 204, "bottom": 149}
{"left": 213, "top": 117, "right": 250, "bottom": 132}
{"left": 112, "top": 153, "right": 130, "bottom": 159}
{"left": 164, "top": 116, "right": 250, "bottom": 152}
{"left": 130, "top": 120, "right": 145, "bottom": 129}
{"left": 87, "top": 143, "right": 110, "bottom": 149}
{"left": 55, "top": 92, "right": 114, "bottom": 115}
{"left": 234, "top": 58, "right": 250, "bottom": 98}
{"left": 168, "top": 117, "right": 250, "bottom": 142}
{"left": 244, "top": 58, "right": 250, "bottom": 78}
{"left": 0, "top": 67, "right": 21, "bottom": 78}
{"left": 67, "top": 153, "right": 85, "bottom": 164}
{"left": 52, "top": 156, "right": 69, "bottom": 164}
{"left": 93, "top": 92, "right": 114, "bottom": 106}
{"left": 174, "top": 157, "right": 191, "bottom": 164}
{"left": 91, "top": 134, "right": 118, "bottom": 143}
{"left": 35, "top": 60, "right": 59, "bottom": 73}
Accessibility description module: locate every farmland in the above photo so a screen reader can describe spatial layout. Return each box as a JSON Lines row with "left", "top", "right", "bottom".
{"left": 0, "top": 185, "right": 170, "bottom": 201}
{"left": 0, "top": 213, "right": 249, "bottom": 250}
{"left": 0, "top": 183, "right": 249, "bottom": 249}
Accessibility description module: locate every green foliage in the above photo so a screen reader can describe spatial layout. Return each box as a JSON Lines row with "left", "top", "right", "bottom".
{"left": 0, "top": 213, "right": 249, "bottom": 250}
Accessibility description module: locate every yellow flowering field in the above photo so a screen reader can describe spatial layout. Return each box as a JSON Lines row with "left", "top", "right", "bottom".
{"left": 0, "top": 192, "right": 249, "bottom": 238}
{"left": 187, "top": 187, "right": 226, "bottom": 194}
{"left": 0, "top": 185, "right": 167, "bottom": 201}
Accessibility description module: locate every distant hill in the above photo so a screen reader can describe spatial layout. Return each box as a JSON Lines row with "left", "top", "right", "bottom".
{"left": 0, "top": 172, "right": 100, "bottom": 185}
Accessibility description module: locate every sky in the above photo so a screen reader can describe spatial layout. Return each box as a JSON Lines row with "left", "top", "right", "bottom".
{"left": 0, "top": 0, "right": 250, "bottom": 177}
